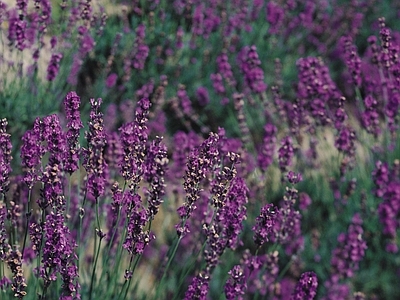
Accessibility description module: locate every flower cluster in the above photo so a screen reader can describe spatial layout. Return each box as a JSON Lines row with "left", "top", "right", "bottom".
{"left": 119, "top": 97, "right": 151, "bottom": 186}
{"left": 0, "top": 119, "right": 12, "bottom": 195}
{"left": 82, "top": 98, "right": 107, "bottom": 199}
{"left": 253, "top": 203, "right": 278, "bottom": 246}
{"left": 237, "top": 45, "right": 267, "bottom": 94}
{"left": 176, "top": 132, "right": 219, "bottom": 236}
{"left": 330, "top": 213, "right": 367, "bottom": 279}
{"left": 224, "top": 265, "right": 246, "bottom": 300}
{"left": 64, "top": 91, "right": 83, "bottom": 174}
{"left": 257, "top": 123, "right": 277, "bottom": 172}
{"left": 132, "top": 23, "right": 149, "bottom": 70}
{"left": 291, "top": 271, "right": 318, "bottom": 300}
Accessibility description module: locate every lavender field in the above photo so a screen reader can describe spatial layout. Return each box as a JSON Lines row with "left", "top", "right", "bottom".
{"left": 0, "top": 0, "right": 399, "bottom": 299}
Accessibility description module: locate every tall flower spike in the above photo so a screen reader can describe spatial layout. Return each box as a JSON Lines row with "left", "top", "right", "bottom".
{"left": 278, "top": 135, "right": 294, "bottom": 174}
{"left": 83, "top": 98, "right": 107, "bottom": 199}
{"left": 64, "top": 91, "right": 83, "bottom": 174}
{"left": 119, "top": 98, "right": 151, "bottom": 186}
{"left": 6, "top": 249, "right": 27, "bottom": 298}
{"left": 291, "top": 271, "right": 318, "bottom": 300}
{"left": 330, "top": 213, "right": 367, "bottom": 279}
{"left": 176, "top": 132, "right": 219, "bottom": 237}
{"left": 20, "top": 118, "right": 44, "bottom": 190}
{"left": 184, "top": 272, "right": 210, "bottom": 300}
{"left": 224, "top": 265, "right": 246, "bottom": 300}
{"left": 40, "top": 115, "right": 67, "bottom": 210}
{"left": 253, "top": 203, "right": 278, "bottom": 246}
{"left": 144, "top": 136, "right": 168, "bottom": 220}
{"left": 0, "top": 119, "right": 12, "bottom": 195}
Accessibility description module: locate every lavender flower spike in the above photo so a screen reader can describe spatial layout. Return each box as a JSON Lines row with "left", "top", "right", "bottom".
{"left": 64, "top": 91, "right": 83, "bottom": 174}
{"left": 291, "top": 271, "right": 318, "bottom": 300}
{"left": 0, "top": 119, "right": 12, "bottom": 195}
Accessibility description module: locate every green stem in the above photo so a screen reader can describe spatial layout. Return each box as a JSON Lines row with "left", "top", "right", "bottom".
{"left": 155, "top": 234, "right": 183, "bottom": 299}
{"left": 88, "top": 229, "right": 103, "bottom": 300}
{"left": 21, "top": 189, "right": 32, "bottom": 258}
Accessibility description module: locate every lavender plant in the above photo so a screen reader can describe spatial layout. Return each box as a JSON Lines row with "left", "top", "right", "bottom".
{"left": 0, "top": 0, "right": 400, "bottom": 299}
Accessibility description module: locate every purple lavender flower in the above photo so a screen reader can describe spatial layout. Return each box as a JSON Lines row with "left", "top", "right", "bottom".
{"left": 266, "top": 1, "right": 284, "bottom": 34}
{"left": 278, "top": 136, "right": 294, "bottom": 174}
{"left": 144, "top": 136, "right": 168, "bottom": 220}
{"left": 378, "top": 181, "right": 400, "bottom": 252}
{"left": 237, "top": 45, "right": 267, "bottom": 94}
{"left": 42, "top": 212, "right": 79, "bottom": 297}
{"left": 361, "top": 95, "right": 380, "bottom": 137}
{"left": 218, "top": 177, "right": 248, "bottom": 250}
{"left": 170, "top": 131, "right": 201, "bottom": 181}
{"left": 40, "top": 115, "right": 67, "bottom": 210}
{"left": 0, "top": 205, "right": 10, "bottom": 261}
{"left": 5, "top": 249, "right": 27, "bottom": 298}
{"left": 334, "top": 125, "right": 356, "bottom": 155}
{"left": 224, "top": 265, "right": 246, "bottom": 300}
{"left": 176, "top": 132, "right": 219, "bottom": 237}
{"left": 0, "top": 119, "right": 12, "bottom": 195}
{"left": 82, "top": 98, "right": 108, "bottom": 199}
{"left": 64, "top": 91, "right": 83, "bottom": 174}
{"left": 105, "top": 73, "right": 118, "bottom": 88}
{"left": 216, "top": 52, "right": 236, "bottom": 87}
{"left": 119, "top": 98, "right": 151, "bottom": 185}
{"left": 241, "top": 250, "right": 279, "bottom": 296}
{"left": 372, "top": 161, "right": 390, "bottom": 197}
{"left": 184, "top": 273, "right": 209, "bottom": 300}
{"left": 29, "top": 221, "right": 42, "bottom": 256}
{"left": 46, "top": 52, "right": 63, "bottom": 81}
{"left": 20, "top": 118, "right": 44, "bottom": 190}
{"left": 123, "top": 193, "right": 151, "bottom": 255}
{"left": 330, "top": 213, "right": 367, "bottom": 279}
{"left": 342, "top": 36, "right": 362, "bottom": 87}
{"left": 253, "top": 203, "right": 278, "bottom": 246}
{"left": 132, "top": 24, "right": 149, "bottom": 70}
{"left": 291, "top": 271, "right": 318, "bottom": 300}
{"left": 257, "top": 123, "right": 277, "bottom": 172}
{"left": 196, "top": 86, "right": 210, "bottom": 106}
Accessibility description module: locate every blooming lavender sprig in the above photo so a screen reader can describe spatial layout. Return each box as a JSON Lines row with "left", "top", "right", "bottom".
{"left": 330, "top": 213, "right": 367, "bottom": 279}
{"left": 216, "top": 52, "right": 236, "bottom": 88}
{"left": 40, "top": 115, "right": 67, "bottom": 210}
{"left": 119, "top": 98, "right": 151, "bottom": 186}
{"left": 266, "top": 1, "right": 284, "bottom": 34}
{"left": 217, "top": 176, "right": 248, "bottom": 250}
{"left": 257, "top": 123, "right": 277, "bottom": 172}
{"left": 176, "top": 132, "right": 219, "bottom": 237}
{"left": 342, "top": 36, "right": 362, "bottom": 87}
{"left": 20, "top": 118, "right": 45, "bottom": 190}
{"left": 237, "top": 45, "right": 267, "bottom": 94}
{"left": 64, "top": 91, "right": 83, "bottom": 174}
{"left": 361, "top": 95, "right": 380, "bottom": 138}
{"left": 82, "top": 98, "right": 107, "bottom": 199}
{"left": 5, "top": 249, "right": 27, "bottom": 298}
{"left": 41, "top": 212, "right": 79, "bottom": 298}
{"left": 241, "top": 250, "right": 279, "bottom": 296}
{"left": 224, "top": 265, "right": 246, "bottom": 300}
{"left": 0, "top": 205, "right": 10, "bottom": 261}
{"left": 378, "top": 181, "right": 400, "bottom": 253}
{"left": 184, "top": 272, "right": 209, "bottom": 300}
{"left": 278, "top": 136, "right": 294, "bottom": 174}
{"left": 291, "top": 271, "right": 318, "bottom": 300}
{"left": 123, "top": 193, "right": 150, "bottom": 255}
{"left": 144, "top": 136, "right": 168, "bottom": 220}
{"left": 253, "top": 203, "right": 278, "bottom": 246}
{"left": 132, "top": 24, "right": 149, "bottom": 70}
{"left": 0, "top": 119, "right": 12, "bottom": 195}
{"left": 372, "top": 160, "right": 390, "bottom": 197}
{"left": 46, "top": 52, "right": 63, "bottom": 82}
